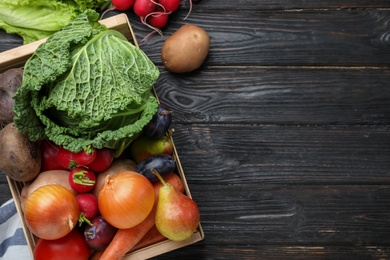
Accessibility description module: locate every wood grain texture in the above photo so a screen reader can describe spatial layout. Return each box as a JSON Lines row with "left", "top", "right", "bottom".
{"left": 153, "top": 67, "right": 390, "bottom": 125}
{"left": 170, "top": 125, "right": 390, "bottom": 185}
{"left": 124, "top": 9, "right": 390, "bottom": 67}
{"left": 0, "top": 1, "right": 390, "bottom": 259}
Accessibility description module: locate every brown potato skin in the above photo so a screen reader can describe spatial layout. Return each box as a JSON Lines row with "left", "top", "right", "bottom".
{"left": 0, "top": 123, "right": 41, "bottom": 182}
{"left": 161, "top": 24, "right": 210, "bottom": 73}
{"left": 0, "top": 68, "right": 23, "bottom": 127}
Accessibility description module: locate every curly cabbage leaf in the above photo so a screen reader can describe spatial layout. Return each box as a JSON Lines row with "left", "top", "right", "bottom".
{"left": 13, "top": 11, "right": 160, "bottom": 156}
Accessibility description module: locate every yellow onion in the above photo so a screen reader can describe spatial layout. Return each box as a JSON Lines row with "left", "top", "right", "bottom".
{"left": 24, "top": 184, "right": 79, "bottom": 240}
{"left": 98, "top": 171, "right": 155, "bottom": 229}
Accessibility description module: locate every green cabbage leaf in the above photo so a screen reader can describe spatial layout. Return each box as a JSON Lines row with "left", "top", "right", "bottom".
{"left": 0, "top": 0, "right": 111, "bottom": 44}
{"left": 13, "top": 11, "right": 160, "bottom": 157}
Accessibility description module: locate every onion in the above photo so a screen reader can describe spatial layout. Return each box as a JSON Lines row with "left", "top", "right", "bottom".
{"left": 24, "top": 184, "right": 79, "bottom": 240}
{"left": 98, "top": 171, "right": 155, "bottom": 229}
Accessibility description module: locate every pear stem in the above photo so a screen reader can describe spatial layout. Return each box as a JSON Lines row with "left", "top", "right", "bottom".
{"left": 166, "top": 128, "right": 175, "bottom": 139}
{"left": 152, "top": 168, "right": 167, "bottom": 186}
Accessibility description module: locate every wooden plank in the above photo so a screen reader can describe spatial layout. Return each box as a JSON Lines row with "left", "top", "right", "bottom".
{"left": 0, "top": 177, "right": 11, "bottom": 205}
{"left": 187, "top": 0, "right": 390, "bottom": 10}
{"left": 126, "top": 9, "right": 390, "bottom": 67}
{"left": 153, "top": 67, "right": 390, "bottom": 125}
{"left": 170, "top": 124, "right": 390, "bottom": 185}
{"left": 156, "top": 245, "right": 390, "bottom": 259}
{"left": 0, "top": 30, "right": 22, "bottom": 53}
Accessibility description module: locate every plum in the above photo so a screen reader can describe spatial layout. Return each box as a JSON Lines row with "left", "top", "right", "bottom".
{"left": 135, "top": 154, "right": 176, "bottom": 182}
{"left": 84, "top": 216, "right": 117, "bottom": 250}
{"left": 143, "top": 103, "right": 172, "bottom": 139}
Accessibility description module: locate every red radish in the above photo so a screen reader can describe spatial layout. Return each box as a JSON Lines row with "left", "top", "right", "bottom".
{"left": 101, "top": 0, "right": 135, "bottom": 19}
{"left": 134, "top": 0, "right": 166, "bottom": 38}
{"left": 87, "top": 148, "right": 114, "bottom": 172}
{"left": 158, "top": 0, "right": 180, "bottom": 12}
{"left": 112, "top": 0, "right": 136, "bottom": 10}
{"left": 69, "top": 167, "right": 96, "bottom": 193}
{"left": 147, "top": 11, "right": 169, "bottom": 29}
{"left": 76, "top": 193, "right": 99, "bottom": 226}
{"left": 57, "top": 147, "right": 96, "bottom": 170}
{"left": 133, "top": 0, "right": 157, "bottom": 18}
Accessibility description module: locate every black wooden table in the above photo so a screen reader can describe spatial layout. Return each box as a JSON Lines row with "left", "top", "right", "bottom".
{"left": 1, "top": 1, "right": 390, "bottom": 259}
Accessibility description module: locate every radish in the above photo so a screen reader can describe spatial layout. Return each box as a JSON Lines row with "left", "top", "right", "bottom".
{"left": 76, "top": 193, "right": 99, "bottom": 226}
{"left": 158, "top": 0, "right": 180, "bottom": 12}
{"left": 183, "top": 0, "right": 193, "bottom": 20}
{"left": 133, "top": 0, "right": 157, "bottom": 18}
{"left": 101, "top": 0, "right": 136, "bottom": 19}
{"left": 147, "top": 10, "right": 169, "bottom": 29}
{"left": 134, "top": 0, "right": 166, "bottom": 38}
{"left": 112, "top": 0, "right": 136, "bottom": 10}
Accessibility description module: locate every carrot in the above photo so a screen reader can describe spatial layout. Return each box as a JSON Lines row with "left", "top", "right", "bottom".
{"left": 131, "top": 225, "right": 167, "bottom": 251}
{"left": 89, "top": 249, "right": 105, "bottom": 260}
{"left": 99, "top": 173, "right": 183, "bottom": 260}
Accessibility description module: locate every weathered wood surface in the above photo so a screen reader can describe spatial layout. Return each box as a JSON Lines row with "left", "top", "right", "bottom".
{"left": 1, "top": 0, "right": 390, "bottom": 259}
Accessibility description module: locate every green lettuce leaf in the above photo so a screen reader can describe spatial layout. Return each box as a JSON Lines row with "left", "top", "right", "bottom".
{"left": 0, "top": 0, "right": 110, "bottom": 43}
{"left": 13, "top": 11, "right": 160, "bottom": 157}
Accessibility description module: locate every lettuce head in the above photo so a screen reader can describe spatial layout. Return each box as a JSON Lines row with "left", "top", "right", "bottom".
{"left": 13, "top": 11, "right": 160, "bottom": 157}
{"left": 0, "top": 0, "right": 111, "bottom": 43}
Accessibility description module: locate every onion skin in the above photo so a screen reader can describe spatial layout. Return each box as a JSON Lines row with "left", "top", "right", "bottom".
{"left": 24, "top": 184, "right": 79, "bottom": 240}
{"left": 98, "top": 171, "right": 155, "bottom": 229}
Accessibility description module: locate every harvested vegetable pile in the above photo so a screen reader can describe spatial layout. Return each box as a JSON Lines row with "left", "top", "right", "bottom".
{"left": 13, "top": 10, "right": 160, "bottom": 157}
{"left": 0, "top": 0, "right": 110, "bottom": 44}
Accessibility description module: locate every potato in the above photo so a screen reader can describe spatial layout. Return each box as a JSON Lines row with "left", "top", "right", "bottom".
{"left": 0, "top": 122, "right": 41, "bottom": 182}
{"left": 161, "top": 24, "right": 210, "bottom": 73}
{"left": 0, "top": 68, "right": 23, "bottom": 127}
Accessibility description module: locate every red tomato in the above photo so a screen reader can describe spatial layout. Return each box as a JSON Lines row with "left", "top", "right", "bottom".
{"left": 34, "top": 229, "right": 90, "bottom": 260}
{"left": 58, "top": 147, "right": 97, "bottom": 169}
{"left": 40, "top": 140, "right": 66, "bottom": 171}
{"left": 69, "top": 167, "right": 96, "bottom": 193}
{"left": 87, "top": 148, "right": 114, "bottom": 172}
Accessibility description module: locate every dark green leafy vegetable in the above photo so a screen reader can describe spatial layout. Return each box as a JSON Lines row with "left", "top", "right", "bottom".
{"left": 13, "top": 11, "right": 160, "bottom": 157}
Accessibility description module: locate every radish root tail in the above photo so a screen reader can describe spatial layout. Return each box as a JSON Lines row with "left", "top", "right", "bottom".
{"left": 183, "top": 0, "right": 193, "bottom": 20}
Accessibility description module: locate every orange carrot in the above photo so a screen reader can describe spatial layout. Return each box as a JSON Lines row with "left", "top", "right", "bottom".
{"left": 131, "top": 225, "right": 167, "bottom": 251}
{"left": 99, "top": 173, "right": 183, "bottom": 260}
{"left": 89, "top": 249, "right": 105, "bottom": 260}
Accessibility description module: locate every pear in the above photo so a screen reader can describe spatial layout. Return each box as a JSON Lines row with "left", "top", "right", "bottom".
{"left": 129, "top": 132, "right": 173, "bottom": 163}
{"left": 153, "top": 169, "right": 200, "bottom": 242}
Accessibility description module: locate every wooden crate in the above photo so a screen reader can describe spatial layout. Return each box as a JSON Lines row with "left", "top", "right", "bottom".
{"left": 0, "top": 13, "right": 204, "bottom": 259}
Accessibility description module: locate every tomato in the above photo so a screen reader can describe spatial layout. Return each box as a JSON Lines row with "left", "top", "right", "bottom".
{"left": 58, "top": 147, "right": 97, "bottom": 169}
{"left": 69, "top": 167, "right": 96, "bottom": 193}
{"left": 87, "top": 148, "right": 114, "bottom": 172}
{"left": 33, "top": 229, "right": 90, "bottom": 260}
{"left": 40, "top": 140, "right": 66, "bottom": 171}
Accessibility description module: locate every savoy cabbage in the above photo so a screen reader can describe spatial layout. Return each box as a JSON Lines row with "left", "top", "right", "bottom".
{"left": 13, "top": 11, "right": 160, "bottom": 157}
